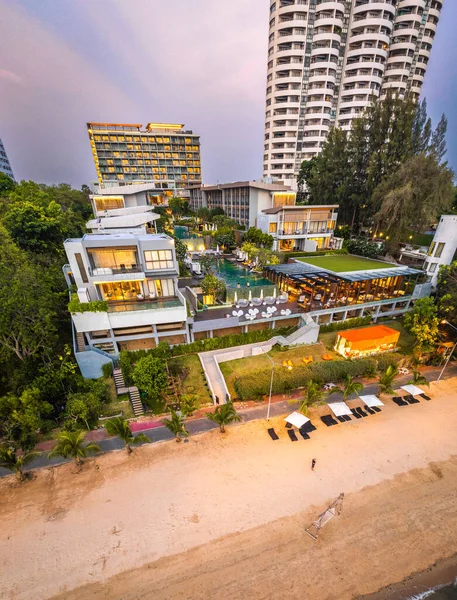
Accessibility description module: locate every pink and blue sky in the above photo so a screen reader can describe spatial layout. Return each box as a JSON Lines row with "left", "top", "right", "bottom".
{"left": 0, "top": 0, "right": 455, "bottom": 187}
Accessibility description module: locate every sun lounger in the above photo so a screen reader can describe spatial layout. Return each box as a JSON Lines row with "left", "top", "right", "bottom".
{"left": 372, "top": 406, "right": 381, "bottom": 413}
{"left": 409, "top": 396, "right": 420, "bottom": 404}
{"left": 364, "top": 405, "right": 376, "bottom": 415}
{"left": 299, "top": 428, "right": 310, "bottom": 440}
{"left": 328, "top": 415, "right": 339, "bottom": 426}
{"left": 392, "top": 396, "right": 407, "bottom": 406}
{"left": 420, "top": 393, "right": 431, "bottom": 401}
{"left": 320, "top": 415, "right": 334, "bottom": 427}
{"left": 301, "top": 421, "right": 316, "bottom": 433}
{"left": 350, "top": 408, "right": 362, "bottom": 419}
{"left": 356, "top": 407, "right": 368, "bottom": 417}
{"left": 343, "top": 414, "right": 352, "bottom": 422}
{"left": 337, "top": 416, "right": 346, "bottom": 423}
{"left": 287, "top": 429, "right": 298, "bottom": 441}
{"left": 267, "top": 428, "right": 279, "bottom": 440}
{"left": 285, "top": 422, "right": 293, "bottom": 429}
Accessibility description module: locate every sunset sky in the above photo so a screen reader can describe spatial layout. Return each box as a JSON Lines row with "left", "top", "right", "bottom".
{"left": 0, "top": 0, "right": 455, "bottom": 187}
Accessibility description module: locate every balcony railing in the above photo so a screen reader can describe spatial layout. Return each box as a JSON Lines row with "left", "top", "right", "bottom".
{"left": 89, "top": 265, "right": 144, "bottom": 276}
{"left": 107, "top": 298, "right": 184, "bottom": 313}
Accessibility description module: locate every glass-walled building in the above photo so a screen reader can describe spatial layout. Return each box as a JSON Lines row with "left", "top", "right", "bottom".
{"left": 0, "top": 137, "right": 15, "bottom": 181}
{"left": 87, "top": 122, "right": 201, "bottom": 194}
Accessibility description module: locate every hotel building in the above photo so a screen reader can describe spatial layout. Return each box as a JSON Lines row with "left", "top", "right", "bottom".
{"left": 188, "top": 180, "right": 296, "bottom": 228}
{"left": 0, "top": 137, "right": 15, "bottom": 181}
{"left": 263, "top": 0, "right": 442, "bottom": 184}
{"left": 87, "top": 122, "right": 201, "bottom": 194}
{"left": 257, "top": 204, "right": 341, "bottom": 251}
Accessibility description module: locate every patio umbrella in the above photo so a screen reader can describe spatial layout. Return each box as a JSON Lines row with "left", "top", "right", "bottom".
{"left": 248, "top": 289, "right": 252, "bottom": 301}
{"left": 234, "top": 291, "right": 238, "bottom": 303}
{"left": 284, "top": 412, "right": 310, "bottom": 428}
{"left": 273, "top": 287, "right": 277, "bottom": 298}
{"left": 260, "top": 288, "right": 264, "bottom": 299}
{"left": 400, "top": 384, "right": 425, "bottom": 397}
{"left": 217, "top": 244, "right": 220, "bottom": 253}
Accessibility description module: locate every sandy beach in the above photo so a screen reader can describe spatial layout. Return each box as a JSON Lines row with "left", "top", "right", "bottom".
{"left": 1, "top": 377, "right": 457, "bottom": 600}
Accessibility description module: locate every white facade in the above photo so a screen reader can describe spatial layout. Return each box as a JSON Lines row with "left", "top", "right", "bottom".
{"left": 90, "top": 182, "right": 176, "bottom": 218}
{"left": 263, "top": 0, "right": 442, "bottom": 182}
{"left": 424, "top": 216, "right": 457, "bottom": 287}
{"left": 258, "top": 204, "right": 340, "bottom": 251}
{"left": 65, "top": 228, "right": 189, "bottom": 356}
{"left": 188, "top": 181, "right": 296, "bottom": 228}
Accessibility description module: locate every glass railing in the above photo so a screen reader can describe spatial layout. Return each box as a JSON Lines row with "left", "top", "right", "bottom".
{"left": 107, "top": 298, "right": 184, "bottom": 313}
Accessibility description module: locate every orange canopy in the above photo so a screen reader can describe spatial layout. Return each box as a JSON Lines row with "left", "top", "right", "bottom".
{"left": 337, "top": 325, "right": 400, "bottom": 351}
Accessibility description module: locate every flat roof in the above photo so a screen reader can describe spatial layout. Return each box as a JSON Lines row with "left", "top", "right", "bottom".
{"left": 86, "top": 212, "right": 159, "bottom": 229}
{"left": 200, "top": 181, "right": 291, "bottom": 192}
{"left": 263, "top": 204, "right": 338, "bottom": 214}
{"left": 295, "top": 255, "right": 397, "bottom": 273}
{"left": 338, "top": 325, "right": 400, "bottom": 343}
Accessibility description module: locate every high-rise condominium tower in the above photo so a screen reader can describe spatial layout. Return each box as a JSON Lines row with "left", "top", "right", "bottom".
{"left": 0, "top": 137, "right": 15, "bottom": 181}
{"left": 263, "top": 0, "right": 442, "bottom": 185}
{"left": 87, "top": 122, "right": 201, "bottom": 194}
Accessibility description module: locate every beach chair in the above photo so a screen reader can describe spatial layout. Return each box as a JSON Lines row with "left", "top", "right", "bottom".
{"left": 328, "top": 415, "right": 339, "bottom": 426}
{"left": 336, "top": 416, "right": 346, "bottom": 423}
{"left": 356, "top": 407, "right": 368, "bottom": 417}
{"left": 364, "top": 405, "right": 376, "bottom": 415}
{"left": 267, "top": 428, "right": 279, "bottom": 440}
{"left": 350, "top": 408, "right": 362, "bottom": 419}
{"left": 392, "top": 396, "right": 407, "bottom": 406}
{"left": 420, "top": 393, "right": 431, "bottom": 401}
{"left": 343, "top": 415, "right": 352, "bottom": 421}
{"left": 409, "top": 396, "right": 420, "bottom": 404}
{"left": 302, "top": 421, "right": 316, "bottom": 433}
{"left": 287, "top": 429, "right": 298, "bottom": 442}
{"left": 372, "top": 406, "right": 381, "bottom": 413}
{"left": 320, "top": 415, "right": 333, "bottom": 427}
{"left": 285, "top": 422, "right": 293, "bottom": 429}
{"left": 299, "top": 429, "right": 310, "bottom": 440}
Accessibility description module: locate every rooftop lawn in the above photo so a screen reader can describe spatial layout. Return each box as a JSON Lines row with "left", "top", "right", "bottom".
{"left": 296, "top": 255, "right": 393, "bottom": 273}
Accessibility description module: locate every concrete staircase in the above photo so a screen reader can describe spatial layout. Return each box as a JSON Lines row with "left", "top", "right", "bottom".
{"left": 275, "top": 321, "right": 319, "bottom": 347}
{"left": 75, "top": 332, "right": 86, "bottom": 352}
{"left": 113, "top": 368, "right": 126, "bottom": 394}
{"left": 128, "top": 387, "right": 144, "bottom": 417}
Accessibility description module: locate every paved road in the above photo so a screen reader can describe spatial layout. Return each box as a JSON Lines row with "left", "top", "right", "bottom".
{"left": 1, "top": 364, "right": 455, "bottom": 478}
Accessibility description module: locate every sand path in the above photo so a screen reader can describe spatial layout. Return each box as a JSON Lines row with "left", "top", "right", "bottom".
{"left": 1, "top": 378, "right": 457, "bottom": 600}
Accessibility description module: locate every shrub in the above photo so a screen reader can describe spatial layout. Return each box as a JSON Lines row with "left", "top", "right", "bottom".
{"left": 68, "top": 295, "right": 108, "bottom": 313}
{"left": 234, "top": 357, "right": 378, "bottom": 400}
{"left": 376, "top": 352, "right": 403, "bottom": 372}
{"left": 102, "top": 362, "right": 113, "bottom": 379}
{"left": 319, "top": 316, "right": 372, "bottom": 333}
{"left": 345, "top": 238, "right": 384, "bottom": 259}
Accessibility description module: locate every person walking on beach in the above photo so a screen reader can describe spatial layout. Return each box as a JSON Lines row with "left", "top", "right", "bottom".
{"left": 311, "top": 458, "right": 316, "bottom": 471}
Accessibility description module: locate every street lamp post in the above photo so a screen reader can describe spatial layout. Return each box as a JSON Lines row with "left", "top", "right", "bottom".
{"left": 437, "top": 320, "right": 457, "bottom": 383}
{"left": 262, "top": 348, "right": 292, "bottom": 420}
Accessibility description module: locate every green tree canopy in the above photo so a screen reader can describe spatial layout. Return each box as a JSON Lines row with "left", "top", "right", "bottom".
{"left": 436, "top": 262, "right": 457, "bottom": 325}
{"left": 0, "top": 172, "right": 16, "bottom": 196}
{"left": 373, "top": 153, "right": 454, "bottom": 249}
{"left": 201, "top": 274, "right": 226, "bottom": 301}
{"left": 213, "top": 227, "right": 235, "bottom": 249}
{"left": 206, "top": 402, "right": 241, "bottom": 433}
{"left": 48, "top": 430, "right": 100, "bottom": 466}
{"left": 244, "top": 227, "right": 274, "bottom": 249}
{"left": 132, "top": 355, "right": 169, "bottom": 406}
{"left": 404, "top": 297, "right": 439, "bottom": 354}
{"left": 105, "top": 416, "right": 150, "bottom": 453}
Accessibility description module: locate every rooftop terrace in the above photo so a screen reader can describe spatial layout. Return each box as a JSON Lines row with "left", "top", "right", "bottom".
{"left": 295, "top": 255, "right": 395, "bottom": 273}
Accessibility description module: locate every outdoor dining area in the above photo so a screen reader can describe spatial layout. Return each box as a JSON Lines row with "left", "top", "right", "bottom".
{"left": 230, "top": 293, "right": 294, "bottom": 322}
{"left": 263, "top": 264, "right": 424, "bottom": 313}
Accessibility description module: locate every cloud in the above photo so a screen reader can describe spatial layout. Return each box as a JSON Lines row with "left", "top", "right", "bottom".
{"left": 0, "top": 69, "right": 24, "bottom": 86}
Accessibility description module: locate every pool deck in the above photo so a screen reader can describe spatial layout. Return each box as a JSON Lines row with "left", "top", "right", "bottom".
{"left": 193, "top": 300, "right": 303, "bottom": 323}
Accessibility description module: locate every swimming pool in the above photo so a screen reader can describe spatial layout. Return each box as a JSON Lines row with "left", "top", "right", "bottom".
{"left": 217, "top": 259, "right": 272, "bottom": 288}
{"left": 174, "top": 225, "right": 200, "bottom": 240}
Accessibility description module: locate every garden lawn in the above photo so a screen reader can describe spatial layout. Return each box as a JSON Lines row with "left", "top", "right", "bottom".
{"left": 220, "top": 342, "right": 341, "bottom": 398}
{"left": 101, "top": 394, "right": 134, "bottom": 420}
{"left": 296, "top": 255, "right": 393, "bottom": 272}
{"left": 167, "top": 354, "right": 212, "bottom": 404}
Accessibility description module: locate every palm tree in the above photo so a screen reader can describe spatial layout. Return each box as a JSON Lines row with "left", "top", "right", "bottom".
{"left": 48, "top": 430, "right": 100, "bottom": 466}
{"left": 378, "top": 365, "right": 399, "bottom": 396}
{"left": 0, "top": 444, "right": 39, "bottom": 482}
{"left": 163, "top": 409, "right": 189, "bottom": 442}
{"left": 206, "top": 402, "right": 241, "bottom": 433}
{"left": 299, "top": 380, "right": 326, "bottom": 415}
{"left": 180, "top": 394, "right": 199, "bottom": 417}
{"left": 105, "top": 417, "right": 150, "bottom": 454}
{"left": 407, "top": 369, "right": 429, "bottom": 387}
{"left": 330, "top": 375, "right": 364, "bottom": 400}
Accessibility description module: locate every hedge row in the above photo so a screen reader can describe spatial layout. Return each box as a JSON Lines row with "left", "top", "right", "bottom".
{"left": 119, "top": 326, "right": 296, "bottom": 385}
{"left": 283, "top": 249, "right": 348, "bottom": 261}
{"left": 68, "top": 295, "right": 108, "bottom": 314}
{"left": 233, "top": 353, "right": 403, "bottom": 400}
{"left": 319, "top": 316, "right": 372, "bottom": 333}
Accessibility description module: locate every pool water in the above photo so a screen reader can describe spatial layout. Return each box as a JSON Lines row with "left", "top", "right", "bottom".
{"left": 216, "top": 259, "right": 271, "bottom": 288}
{"left": 174, "top": 225, "right": 200, "bottom": 240}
